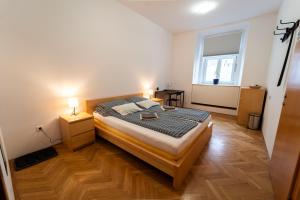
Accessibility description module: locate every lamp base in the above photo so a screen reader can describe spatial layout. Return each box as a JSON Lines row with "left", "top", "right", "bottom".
{"left": 71, "top": 107, "right": 77, "bottom": 116}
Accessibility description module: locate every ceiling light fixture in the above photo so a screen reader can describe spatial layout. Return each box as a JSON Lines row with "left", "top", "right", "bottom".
{"left": 191, "top": 1, "right": 218, "bottom": 15}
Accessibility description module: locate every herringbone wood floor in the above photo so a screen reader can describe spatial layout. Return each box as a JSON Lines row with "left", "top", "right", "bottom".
{"left": 12, "top": 114, "right": 273, "bottom": 200}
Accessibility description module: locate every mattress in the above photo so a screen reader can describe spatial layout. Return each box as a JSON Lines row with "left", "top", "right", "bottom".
{"left": 93, "top": 112, "right": 211, "bottom": 160}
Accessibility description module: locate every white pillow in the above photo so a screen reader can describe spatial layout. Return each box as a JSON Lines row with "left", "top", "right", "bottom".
{"left": 112, "top": 103, "right": 143, "bottom": 115}
{"left": 136, "top": 100, "right": 160, "bottom": 109}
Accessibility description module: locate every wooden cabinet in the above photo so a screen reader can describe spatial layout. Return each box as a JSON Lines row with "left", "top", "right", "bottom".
{"left": 59, "top": 112, "right": 95, "bottom": 151}
{"left": 237, "top": 87, "right": 266, "bottom": 127}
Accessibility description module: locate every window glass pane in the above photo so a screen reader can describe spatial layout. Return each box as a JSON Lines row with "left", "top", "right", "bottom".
{"left": 205, "top": 59, "right": 218, "bottom": 82}
{"left": 219, "top": 58, "right": 234, "bottom": 82}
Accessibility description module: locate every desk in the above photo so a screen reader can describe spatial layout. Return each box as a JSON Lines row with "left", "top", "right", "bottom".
{"left": 155, "top": 90, "right": 185, "bottom": 107}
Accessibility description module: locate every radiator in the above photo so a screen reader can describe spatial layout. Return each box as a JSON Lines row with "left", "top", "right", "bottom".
{"left": 191, "top": 84, "right": 240, "bottom": 109}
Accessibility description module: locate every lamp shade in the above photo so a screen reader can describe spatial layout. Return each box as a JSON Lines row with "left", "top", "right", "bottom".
{"left": 68, "top": 97, "right": 79, "bottom": 108}
{"left": 148, "top": 89, "right": 154, "bottom": 96}
{"left": 144, "top": 89, "right": 154, "bottom": 99}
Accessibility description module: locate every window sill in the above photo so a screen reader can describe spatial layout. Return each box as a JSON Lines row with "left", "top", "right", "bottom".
{"left": 192, "top": 83, "right": 240, "bottom": 87}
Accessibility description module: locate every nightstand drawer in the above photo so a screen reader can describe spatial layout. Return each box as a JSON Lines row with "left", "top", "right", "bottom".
{"left": 69, "top": 119, "right": 94, "bottom": 136}
{"left": 71, "top": 130, "right": 95, "bottom": 150}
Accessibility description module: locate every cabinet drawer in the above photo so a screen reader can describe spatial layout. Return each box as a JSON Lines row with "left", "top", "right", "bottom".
{"left": 69, "top": 119, "right": 94, "bottom": 136}
{"left": 71, "top": 130, "right": 95, "bottom": 150}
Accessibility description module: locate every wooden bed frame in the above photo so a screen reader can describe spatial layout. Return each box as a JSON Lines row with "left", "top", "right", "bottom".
{"left": 85, "top": 93, "right": 213, "bottom": 189}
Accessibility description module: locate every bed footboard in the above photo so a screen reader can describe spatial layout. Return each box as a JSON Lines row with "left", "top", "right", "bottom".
{"left": 172, "top": 122, "right": 213, "bottom": 189}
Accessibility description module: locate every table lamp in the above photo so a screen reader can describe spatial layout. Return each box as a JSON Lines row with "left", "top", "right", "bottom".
{"left": 68, "top": 97, "right": 79, "bottom": 116}
{"left": 148, "top": 89, "right": 154, "bottom": 99}
{"left": 144, "top": 89, "right": 154, "bottom": 99}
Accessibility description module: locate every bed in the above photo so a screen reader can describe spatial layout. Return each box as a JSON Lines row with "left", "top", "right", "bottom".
{"left": 85, "top": 93, "right": 213, "bottom": 189}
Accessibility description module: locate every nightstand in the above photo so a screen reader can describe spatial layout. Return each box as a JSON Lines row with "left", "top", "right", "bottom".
{"left": 151, "top": 98, "right": 164, "bottom": 105}
{"left": 59, "top": 112, "right": 95, "bottom": 151}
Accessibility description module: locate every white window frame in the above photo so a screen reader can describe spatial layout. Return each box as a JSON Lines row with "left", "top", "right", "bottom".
{"left": 201, "top": 54, "right": 238, "bottom": 85}
{"left": 192, "top": 26, "right": 248, "bottom": 86}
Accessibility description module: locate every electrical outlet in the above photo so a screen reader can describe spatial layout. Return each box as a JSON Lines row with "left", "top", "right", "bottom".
{"left": 35, "top": 125, "right": 43, "bottom": 132}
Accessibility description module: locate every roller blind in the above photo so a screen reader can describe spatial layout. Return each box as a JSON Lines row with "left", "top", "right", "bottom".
{"left": 203, "top": 32, "right": 242, "bottom": 56}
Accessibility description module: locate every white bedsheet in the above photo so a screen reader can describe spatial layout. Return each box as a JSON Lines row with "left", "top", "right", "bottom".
{"left": 93, "top": 112, "right": 211, "bottom": 157}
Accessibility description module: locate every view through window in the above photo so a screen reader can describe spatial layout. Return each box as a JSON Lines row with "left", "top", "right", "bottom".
{"left": 202, "top": 54, "right": 237, "bottom": 84}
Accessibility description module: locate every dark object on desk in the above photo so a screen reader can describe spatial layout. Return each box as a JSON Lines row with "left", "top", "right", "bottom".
{"left": 155, "top": 89, "right": 185, "bottom": 107}
{"left": 140, "top": 112, "right": 158, "bottom": 120}
{"left": 14, "top": 146, "right": 58, "bottom": 171}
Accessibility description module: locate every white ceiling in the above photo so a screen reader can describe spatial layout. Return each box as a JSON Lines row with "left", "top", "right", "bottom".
{"left": 118, "top": 0, "right": 283, "bottom": 33}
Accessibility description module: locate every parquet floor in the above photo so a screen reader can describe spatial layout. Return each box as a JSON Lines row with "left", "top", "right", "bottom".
{"left": 12, "top": 114, "right": 274, "bottom": 200}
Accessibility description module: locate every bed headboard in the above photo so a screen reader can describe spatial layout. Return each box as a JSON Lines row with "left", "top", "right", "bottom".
{"left": 85, "top": 93, "right": 143, "bottom": 114}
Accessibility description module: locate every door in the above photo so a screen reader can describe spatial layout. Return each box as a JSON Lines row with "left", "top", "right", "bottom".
{"left": 0, "top": 128, "right": 15, "bottom": 200}
{"left": 270, "top": 40, "right": 300, "bottom": 200}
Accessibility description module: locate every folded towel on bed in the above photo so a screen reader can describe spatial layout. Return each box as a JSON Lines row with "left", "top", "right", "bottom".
{"left": 140, "top": 112, "right": 159, "bottom": 120}
{"left": 161, "top": 105, "right": 176, "bottom": 111}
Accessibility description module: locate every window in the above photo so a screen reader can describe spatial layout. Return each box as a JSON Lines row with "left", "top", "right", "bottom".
{"left": 193, "top": 30, "right": 245, "bottom": 86}
{"left": 202, "top": 54, "right": 237, "bottom": 84}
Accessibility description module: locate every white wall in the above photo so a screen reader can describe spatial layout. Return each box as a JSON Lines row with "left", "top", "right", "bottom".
{"left": 170, "top": 13, "right": 276, "bottom": 115}
{"left": 262, "top": 0, "right": 300, "bottom": 157}
{"left": 0, "top": 0, "right": 171, "bottom": 159}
